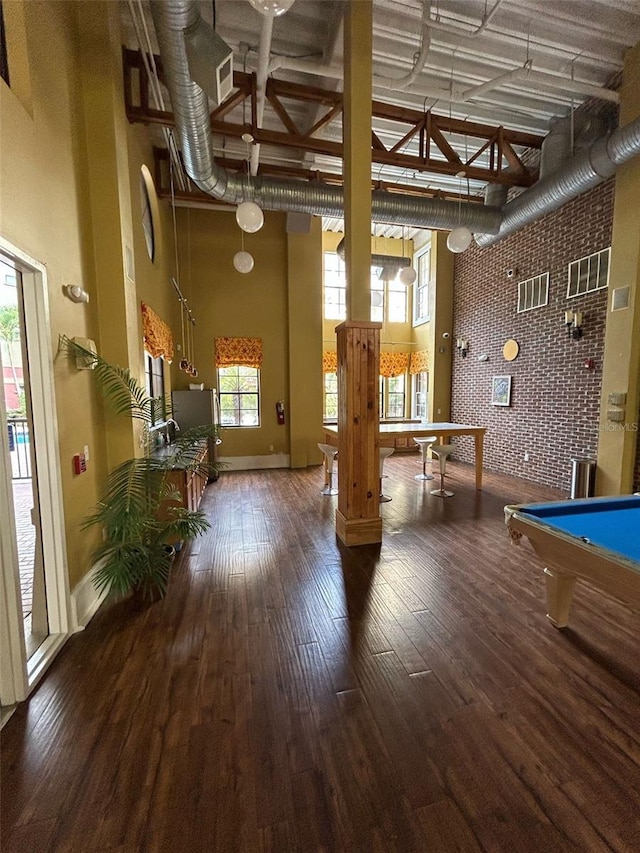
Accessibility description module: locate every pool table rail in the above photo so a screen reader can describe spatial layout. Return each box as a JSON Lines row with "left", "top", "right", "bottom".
{"left": 505, "top": 503, "right": 640, "bottom": 628}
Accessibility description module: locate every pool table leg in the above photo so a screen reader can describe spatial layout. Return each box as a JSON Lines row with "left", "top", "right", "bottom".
{"left": 543, "top": 567, "right": 577, "bottom": 628}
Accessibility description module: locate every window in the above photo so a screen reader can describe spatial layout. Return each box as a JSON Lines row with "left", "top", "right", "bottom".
{"left": 324, "top": 252, "right": 346, "bottom": 320}
{"left": 144, "top": 352, "right": 166, "bottom": 425}
{"left": 0, "top": 2, "right": 9, "bottom": 87}
{"left": 412, "top": 372, "right": 428, "bottom": 420}
{"left": 370, "top": 272, "right": 384, "bottom": 322}
{"left": 413, "top": 247, "right": 430, "bottom": 325}
{"left": 379, "top": 375, "right": 406, "bottom": 419}
{"left": 324, "top": 372, "right": 338, "bottom": 420}
{"left": 567, "top": 247, "right": 610, "bottom": 298}
{"left": 388, "top": 277, "right": 407, "bottom": 323}
{"left": 517, "top": 272, "right": 549, "bottom": 313}
{"left": 218, "top": 365, "right": 260, "bottom": 427}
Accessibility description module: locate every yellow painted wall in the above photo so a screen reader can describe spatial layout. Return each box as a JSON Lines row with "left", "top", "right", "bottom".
{"left": 287, "top": 217, "right": 324, "bottom": 467}
{"left": 596, "top": 40, "right": 640, "bottom": 494}
{"left": 176, "top": 208, "right": 292, "bottom": 459}
{"left": 1, "top": 1, "right": 179, "bottom": 588}
{"left": 1, "top": 0, "right": 106, "bottom": 588}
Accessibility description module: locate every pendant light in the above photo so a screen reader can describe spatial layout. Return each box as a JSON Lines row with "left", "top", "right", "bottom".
{"left": 447, "top": 170, "right": 472, "bottom": 254}
{"left": 236, "top": 132, "right": 264, "bottom": 233}
{"left": 399, "top": 226, "right": 417, "bottom": 285}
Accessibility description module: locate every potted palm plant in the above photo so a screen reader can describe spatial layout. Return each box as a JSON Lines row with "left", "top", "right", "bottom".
{"left": 61, "top": 336, "right": 219, "bottom": 600}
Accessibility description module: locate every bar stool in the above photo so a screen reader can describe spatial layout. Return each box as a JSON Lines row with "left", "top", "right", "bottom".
{"left": 317, "top": 443, "right": 338, "bottom": 495}
{"left": 413, "top": 436, "right": 437, "bottom": 480}
{"left": 430, "top": 444, "right": 454, "bottom": 497}
{"left": 379, "top": 446, "right": 395, "bottom": 502}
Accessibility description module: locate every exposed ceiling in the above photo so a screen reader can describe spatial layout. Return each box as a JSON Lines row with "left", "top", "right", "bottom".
{"left": 122, "top": 0, "right": 640, "bottom": 236}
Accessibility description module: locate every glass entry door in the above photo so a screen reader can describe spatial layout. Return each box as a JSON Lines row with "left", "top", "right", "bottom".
{"left": 0, "top": 244, "right": 69, "bottom": 713}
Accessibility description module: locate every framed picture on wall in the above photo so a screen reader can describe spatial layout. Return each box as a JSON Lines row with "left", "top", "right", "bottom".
{"left": 491, "top": 375, "right": 512, "bottom": 406}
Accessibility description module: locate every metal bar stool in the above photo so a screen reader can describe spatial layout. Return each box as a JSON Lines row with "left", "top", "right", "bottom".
{"left": 379, "top": 446, "right": 395, "bottom": 502}
{"left": 317, "top": 443, "right": 338, "bottom": 495}
{"left": 430, "top": 444, "right": 454, "bottom": 497}
{"left": 413, "top": 436, "right": 437, "bottom": 480}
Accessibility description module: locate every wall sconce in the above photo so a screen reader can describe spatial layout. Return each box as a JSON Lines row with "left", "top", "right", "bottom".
{"left": 564, "top": 310, "right": 583, "bottom": 339}
{"left": 456, "top": 338, "right": 468, "bottom": 357}
{"left": 64, "top": 284, "right": 90, "bottom": 304}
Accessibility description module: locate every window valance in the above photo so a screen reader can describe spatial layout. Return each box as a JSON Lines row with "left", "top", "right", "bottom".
{"left": 322, "top": 351, "right": 338, "bottom": 373}
{"left": 379, "top": 352, "right": 409, "bottom": 378}
{"left": 410, "top": 349, "right": 429, "bottom": 374}
{"left": 215, "top": 336, "right": 263, "bottom": 369}
{"left": 141, "top": 302, "right": 174, "bottom": 362}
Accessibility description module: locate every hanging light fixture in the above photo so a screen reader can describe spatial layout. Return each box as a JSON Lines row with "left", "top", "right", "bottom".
{"left": 447, "top": 170, "right": 472, "bottom": 254}
{"left": 399, "top": 226, "right": 417, "bottom": 285}
{"left": 233, "top": 250, "right": 255, "bottom": 273}
{"left": 247, "top": 0, "right": 295, "bottom": 16}
{"left": 236, "top": 132, "right": 264, "bottom": 233}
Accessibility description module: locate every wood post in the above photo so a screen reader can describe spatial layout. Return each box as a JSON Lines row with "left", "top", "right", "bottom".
{"left": 335, "top": 321, "right": 382, "bottom": 546}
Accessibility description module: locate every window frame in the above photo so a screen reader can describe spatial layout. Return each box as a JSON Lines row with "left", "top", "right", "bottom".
{"left": 413, "top": 246, "right": 431, "bottom": 326}
{"left": 323, "top": 371, "right": 338, "bottom": 422}
{"left": 379, "top": 373, "right": 407, "bottom": 419}
{"left": 567, "top": 247, "right": 610, "bottom": 298}
{"left": 517, "top": 272, "right": 549, "bottom": 313}
{"left": 144, "top": 352, "right": 166, "bottom": 426}
{"left": 323, "top": 251, "right": 347, "bottom": 321}
{"left": 412, "top": 371, "right": 428, "bottom": 420}
{"left": 217, "top": 364, "right": 261, "bottom": 428}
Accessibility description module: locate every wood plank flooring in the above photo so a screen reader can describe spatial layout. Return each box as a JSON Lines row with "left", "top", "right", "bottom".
{"left": 2, "top": 457, "right": 639, "bottom": 852}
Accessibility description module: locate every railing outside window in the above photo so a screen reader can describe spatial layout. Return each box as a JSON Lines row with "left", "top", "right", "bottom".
{"left": 8, "top": 418, "right": 31, "bottom": 479}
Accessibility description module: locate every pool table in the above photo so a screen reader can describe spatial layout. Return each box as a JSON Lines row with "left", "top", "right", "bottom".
{"left": 505, "top": 496, "right": 640, "bottom": 628}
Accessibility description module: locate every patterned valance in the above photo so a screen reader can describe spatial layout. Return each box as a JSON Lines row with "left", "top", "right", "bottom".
{"left": 379, "top": 352, "right": 409, "bottom": 378}
{"left": 322, "top": 350, "right": 338, "bottom": 373}
{"left": 215, "top": 336, "right": 263, "bottom": 369}
{"left": 410, "top": 349, "right": 429, "bottom": 374}
{"left": 141, "top": 302, "right": 174, "bottom": 363}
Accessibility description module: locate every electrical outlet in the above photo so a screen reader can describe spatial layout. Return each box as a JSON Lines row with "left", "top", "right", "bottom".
{"left": 269, "top": 444, "right": 274, "bottom": 452}
{"left": 84, "top": 444, "right": 90, "bottom": 462}
{"left": 524, "top": 451, "right": 529, "bottom": 462}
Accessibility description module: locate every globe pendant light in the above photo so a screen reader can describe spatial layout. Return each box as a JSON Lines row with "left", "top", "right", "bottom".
{"left": 447, "top": 226, "right": 473, "bottom": 253}
{"left": 398, "top": 226, "right": 417, "bottom": 284}
{"left": 447, "top": 170, "right": 472, "bottom": 254}
{"left": 236, "top": 200, "right": 264, "bottom": 233}
{"left": 233, "top": 250, "right": 254, "bottom": 274}
{"left": 247, "top": 0, "right": 295, "bottom": 16}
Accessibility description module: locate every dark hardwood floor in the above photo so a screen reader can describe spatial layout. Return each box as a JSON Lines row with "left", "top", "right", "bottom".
{"left": 2, "top": 457, "right": 639, "bottom": 852}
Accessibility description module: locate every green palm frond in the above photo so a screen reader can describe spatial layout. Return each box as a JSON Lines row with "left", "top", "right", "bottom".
{"left": 59, "top": 335, "right": 153, "bottom": 423}
{"left": 60, "top": 334, "right": 216, "bottom": 600}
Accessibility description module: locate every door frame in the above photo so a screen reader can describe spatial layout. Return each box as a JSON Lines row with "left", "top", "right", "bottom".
{"left": 0, "top": 236, "right": 71, "bottom": 705}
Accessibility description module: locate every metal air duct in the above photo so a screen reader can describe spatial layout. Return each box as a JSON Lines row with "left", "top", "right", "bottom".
{"left": 476, "top": 116, "right": 640, "bottom": 247}
{"left": 335, "top": 237, "right": 411, "bottom": 271}
{"left": 150, "top": 0, "right": 502, "bottom": 236}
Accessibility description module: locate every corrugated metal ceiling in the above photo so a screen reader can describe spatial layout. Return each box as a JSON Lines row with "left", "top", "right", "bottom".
{"left": 123, "top": 0, "right": 640, "bottom": 236}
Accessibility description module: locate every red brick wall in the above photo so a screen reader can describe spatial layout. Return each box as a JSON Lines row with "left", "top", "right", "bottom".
{"left": 450, "top": 179, "right": 639, "bottom": 494}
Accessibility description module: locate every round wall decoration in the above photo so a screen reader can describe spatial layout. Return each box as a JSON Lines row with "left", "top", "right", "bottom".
{"left": 503, "top": 339, "right": 520, "bottom": 361}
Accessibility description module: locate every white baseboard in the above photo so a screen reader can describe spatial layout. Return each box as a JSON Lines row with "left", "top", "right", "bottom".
{"left": 218, "top": 453, "right": 290, "bottom": 471}
{"left": 70, "top": 567, "right": 108, "bottom": 631}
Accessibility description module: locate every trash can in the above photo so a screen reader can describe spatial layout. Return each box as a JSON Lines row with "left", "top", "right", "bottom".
{"left": 570, "top": 457, "right": 596, "bottom": 499}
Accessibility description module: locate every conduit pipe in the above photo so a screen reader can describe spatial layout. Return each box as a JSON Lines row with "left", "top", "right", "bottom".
{"left": 150, "top": 0, "right": 502, "bottom": 234}
{"left": 375, "top": 1, "right": 432, "bottom": 91}
{"left": 249, "top": 12, "right": 274, "bottom": 176}
{"left": 476, "top": 115, "right": 640, "bottom": 246}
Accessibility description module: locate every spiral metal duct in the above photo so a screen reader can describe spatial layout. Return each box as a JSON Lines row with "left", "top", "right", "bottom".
{"left": 152, "top": 0, "right": 640, "bottom": 247}
{"left": 150, "top": 0, "right": 502, "bottom": 235}
{"left": 476, "top": 116, "right": 640, "bottom": 247}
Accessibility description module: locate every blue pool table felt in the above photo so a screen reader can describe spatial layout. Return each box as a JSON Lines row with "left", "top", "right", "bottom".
{"left": 519, "top": 496, "right": 640, "bottom": 563}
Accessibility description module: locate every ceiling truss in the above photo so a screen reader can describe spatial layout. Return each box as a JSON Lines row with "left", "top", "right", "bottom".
{"left": 124, "top": 48, "right": 543, "bottom": 195}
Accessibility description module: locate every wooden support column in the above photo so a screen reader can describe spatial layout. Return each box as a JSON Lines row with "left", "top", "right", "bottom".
{"left": 336, "top": 0, "right": 381, "bottom": 546}
{"left": 596, "top": 41, "right": 640, "bottom": 494}
{"left": 335, "top": 321, "right": 382, "bottom": 546}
